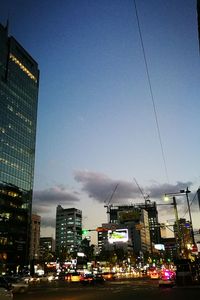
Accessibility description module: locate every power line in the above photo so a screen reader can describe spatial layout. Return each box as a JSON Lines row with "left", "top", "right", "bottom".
{"left": 182, "top": 189, "right": 198, "bottom": 218}
{"left": 133, "top": 0, "right": 169, "bottom": 183}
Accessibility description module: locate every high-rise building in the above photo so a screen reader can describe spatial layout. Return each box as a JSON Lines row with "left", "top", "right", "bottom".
{"left": 40, "top": 237, "right": 55, "bottom": 260}
{"left": 30, "top": 214, "right": 41, "bottom": 261}
{"left": 106, "top": 205, "right": 151, "bottom": 255}
{"left": 0, "top": 23, "right": 39, "bottom": 272}
{"left": 55, "top": 206, "right": 82, "bottom": 257}
{"left": 108, "top": 203, "right": 158, "bottom": 253}
{"left": 197, "top": 0, "right": 200, "bottom": 50}
{"left": 139, "top": 201, "right": 161, "bottom": 245}
{"left": 174, "top": 218, "right": 193, "bottom": 259}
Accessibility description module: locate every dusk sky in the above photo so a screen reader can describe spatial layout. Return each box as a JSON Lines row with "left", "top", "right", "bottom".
{"left": 1, "top": 0, "right": 200, "bottom": 243}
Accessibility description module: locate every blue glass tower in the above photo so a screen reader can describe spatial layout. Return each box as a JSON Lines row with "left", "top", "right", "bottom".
{"left": 0, "top": 23, "right": 39, "bottom": 272}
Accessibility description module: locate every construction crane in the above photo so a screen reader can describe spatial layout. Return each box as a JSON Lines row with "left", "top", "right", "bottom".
{"left": 133, "top": 177, "right": 150, "bottom": 205}
{"left": 104, "top": 183, "right": 119, "bottom": 221}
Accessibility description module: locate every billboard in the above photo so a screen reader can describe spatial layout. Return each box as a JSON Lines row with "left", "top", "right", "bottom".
{"left": 154, "top": 244, "right": 165, "bottom": 251}
{"left": 108, "top": 229, "right": 128, "bottom": 244}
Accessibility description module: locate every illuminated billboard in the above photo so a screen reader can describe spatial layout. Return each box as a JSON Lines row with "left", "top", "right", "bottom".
{"left": 108, "top": 229, "right": 128, "bottom": 244}
{"left": 154, "top": 244, "right": 165, "bottom": 251}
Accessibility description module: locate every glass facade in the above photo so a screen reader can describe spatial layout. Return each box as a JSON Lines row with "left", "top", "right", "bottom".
{"left": 0, "top": 24, "right": 39, "bottom": 272}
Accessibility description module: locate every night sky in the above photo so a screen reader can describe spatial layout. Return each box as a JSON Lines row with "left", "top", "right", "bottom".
{"left": 1, "top": 0, "right": 200, "bottom": 242}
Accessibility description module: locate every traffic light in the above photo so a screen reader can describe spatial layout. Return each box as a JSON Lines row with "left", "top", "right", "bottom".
{"left": 82, "top": 229, "right": 88, "bottom": 235}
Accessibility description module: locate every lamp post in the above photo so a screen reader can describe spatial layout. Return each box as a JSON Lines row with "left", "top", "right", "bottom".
{"left": 163, "top": 195, "right": 181, "bottom": 258}
{"left": 164, "top": 188, "right": 195, "bottom": 256}
{"left": 182, "top": 187, "right": 195, "bottom": 245}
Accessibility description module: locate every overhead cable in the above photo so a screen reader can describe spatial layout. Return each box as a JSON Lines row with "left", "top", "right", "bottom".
{"left": 133, "top": 0, "right": 169, "bottom": 183}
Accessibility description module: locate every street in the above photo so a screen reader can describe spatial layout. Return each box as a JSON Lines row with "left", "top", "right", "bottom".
{"left": 13, "top": 278, "right": 200, "bottom": 300}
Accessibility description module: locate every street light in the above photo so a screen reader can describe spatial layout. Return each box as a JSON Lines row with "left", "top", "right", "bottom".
{"left": 163, "top": 195, "right": 181, "bottom": 258}
{"left": 176, "top": 188, "right": 194, "bottom": 245}
{"left": 181, "top": 188, "right": 195, "bottom": 245}
{"left": 164, "top": 187, "right": 195, "bottom": 247}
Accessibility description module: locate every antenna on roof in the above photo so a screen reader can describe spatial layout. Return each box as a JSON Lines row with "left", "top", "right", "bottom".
{"left": 5, "top": 12, "right": 10, "bottom": 34}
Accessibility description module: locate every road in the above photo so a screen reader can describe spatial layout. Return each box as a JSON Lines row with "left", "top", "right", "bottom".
{"left": 13, "top": 278, "right": 200, "bottom": 300}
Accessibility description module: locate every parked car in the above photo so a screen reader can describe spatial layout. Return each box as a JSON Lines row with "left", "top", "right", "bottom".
{"left": 0, "top": 277, "right": 13, "bottom": 300}
{"left": 4, "top": 276, "right": 29, "bottom": 293}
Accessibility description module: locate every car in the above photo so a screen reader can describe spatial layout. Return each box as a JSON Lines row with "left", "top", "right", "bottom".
{"left": 69, "top": 272, "right": 81, "bottom": 282}
{"left": 0, "top": 277, "right": 13, "bottom": 300}
{"left": 80, "top": 274, "right": 105, "bottom": 285}
{"left": 101, "top": 272, "right": 116, "bottom": 281}
{"left": 4, "top": 276, "right": 29, "bottom": 293}
{"left": 158, "top": 270, "right": 176, "bottom": 288}
{"left": 150, "top": 271, "right": 159, "bottom": 279}
{"left": 20, "top": 275, "right": 32, "bottom": 284}
{"left": 80, "top": 274, "right": 94, "bottom": 284}
{"left": 37, "top": 275, "right": 51, "bottom": 283}
{"left": 94, "top": 274, "right": 106, "bottom": 283}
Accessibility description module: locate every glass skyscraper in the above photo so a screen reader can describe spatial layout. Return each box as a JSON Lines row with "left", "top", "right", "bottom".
{"left": 0, "top": 23, "right": 39, "bottom": 272}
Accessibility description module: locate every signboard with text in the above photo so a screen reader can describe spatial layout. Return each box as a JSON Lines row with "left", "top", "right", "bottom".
{"left": 108, "top": 228, "right": 128, "bottom": 244}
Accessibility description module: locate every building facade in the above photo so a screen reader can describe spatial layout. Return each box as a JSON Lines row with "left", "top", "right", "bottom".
{"left": 118, "top": 208, "right": 151, "bottom": 255}
{"left": 109, "top": 200, "right": 161, "bottom": 252}
{"left": 102, "top": 205, "right": 151, "bottom": 257}
{"left": 30, "top": 214, "right": 41, "bottom": 261}
{"left": 174, "top": 218, "right": 193, "bottom": 259}
{"left": 40, "top": 237, "right": 55, "bottom": 261}
{"left": 139, "top": 201, "right": 161, "bottom": 246}
{"left": 0, "top": 23, "right": 39, "bottom": 272}
{"left": 55, "top": 206, "right": 82, "bottom": 258}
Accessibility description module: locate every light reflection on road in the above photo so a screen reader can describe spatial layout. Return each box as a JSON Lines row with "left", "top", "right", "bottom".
{"left": 14, "top": 279, "right": 200, "bottom": 300}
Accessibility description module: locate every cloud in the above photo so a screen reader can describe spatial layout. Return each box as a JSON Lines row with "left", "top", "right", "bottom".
{"left": 74, "top": 170, "right": 141, "bottom": 203}
{"left": 40, "top": 216, "right": 55, "bottom": 228}
{"left": 34, "top": 171, "right": 198, "bottom": 234}
{"left": 33, "top": 185, "right": 80, "bottom": 207}
{"left": 74, "top": 170, "right": 194, "bottom": 205}
{"left": 74, "top": 170, "right": 200, "bottom": 224}
{"left": 146, "top": 181, "right": 193, "bottom": 199}
{"left": 32, "top": 185, "right": 80, "bottom": 229}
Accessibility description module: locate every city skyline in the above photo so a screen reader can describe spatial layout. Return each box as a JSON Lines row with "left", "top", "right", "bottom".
{"left": 1, "top": 0, "right": 200, "bottom": 243}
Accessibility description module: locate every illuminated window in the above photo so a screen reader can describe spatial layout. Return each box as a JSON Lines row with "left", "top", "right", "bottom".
{"left": 9, "top": 53, "right": 37, "bottom": 83}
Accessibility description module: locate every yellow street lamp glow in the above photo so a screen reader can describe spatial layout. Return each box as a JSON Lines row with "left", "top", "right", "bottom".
{"left": 164, "top": 195, "right": 170, "bottom": 201}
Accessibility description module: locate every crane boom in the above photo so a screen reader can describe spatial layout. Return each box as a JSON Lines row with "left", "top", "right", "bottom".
{"left": 104, "top": 183, "right": 119, "bottom": 216}
{"left": 133, "top": 177, "right": 149, "bottom": 204}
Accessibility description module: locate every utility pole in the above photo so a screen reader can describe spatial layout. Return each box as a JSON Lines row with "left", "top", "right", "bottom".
{"left": 172, "top": 197, "right": 181, "bottom": 258}
{"left": 185, "top": 187, "right": 195, "bottom": 245}
{"left": 164, "top": 188, "right": 196, "bottom": 258}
